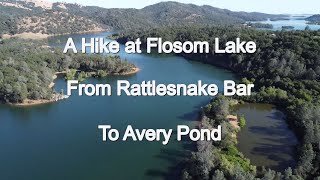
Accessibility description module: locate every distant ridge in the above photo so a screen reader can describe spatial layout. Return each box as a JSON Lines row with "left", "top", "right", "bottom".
{"left": 0, "top": 0, "right": 287, "bottom": 35}
{"left": 306, "top": 14, "right": 320, "bottom": 24}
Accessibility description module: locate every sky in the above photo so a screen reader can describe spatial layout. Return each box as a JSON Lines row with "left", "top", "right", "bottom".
{"left": 49, "top": 0, "right": 320, "bottom": 14}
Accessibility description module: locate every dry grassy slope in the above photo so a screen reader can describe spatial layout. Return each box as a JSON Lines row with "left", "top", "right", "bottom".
{"left": 0, "top": 0, "right": 108, "bottom": 36}
{"left": 17, "top": 11, "right": 106, "bottom": 34}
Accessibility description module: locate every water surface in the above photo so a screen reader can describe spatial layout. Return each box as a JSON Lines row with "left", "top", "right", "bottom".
{"left": 251, "top": 15, "right": 320, "bottom": 31}
{"left": 0, "top": 32, "right": 236, "bottom": 180}
{"left": 235, "top": 103, "right": 298, "bottom": 171}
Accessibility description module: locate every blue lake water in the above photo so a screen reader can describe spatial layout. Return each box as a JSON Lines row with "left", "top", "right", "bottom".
{"left": 251, "top": 15, "right": 320, "bottom": 31}
{"left": 0, "top": 32, "right": 236, "bottom": 180}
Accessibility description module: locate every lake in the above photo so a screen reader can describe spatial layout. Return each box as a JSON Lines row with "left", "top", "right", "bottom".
{"left": 235, "top": 104, "right": 298, "bottom": 171}
{"left": 0, "top": 32, "right": 236, "bottom": 180}
{"left": 250, "top": 15, "right": 320, "bottom": 31}
{"left": 0, "top": 32, "right": 297, "bottom": 179}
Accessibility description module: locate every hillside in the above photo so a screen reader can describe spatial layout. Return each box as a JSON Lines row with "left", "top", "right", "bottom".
{"left": 141, "top": 2, "right": 282, "bottom": 24}
{"left": 0, "top": 0, "right": 287, "bottom": 36}
{"left": 67, "top": 1, "right": 286, "bottom": 30}
{"left": 306, "top": 14, "right": 320, "bottom": 24}
{"left": 0, "top": 0, "right": 107, "bottom": 36}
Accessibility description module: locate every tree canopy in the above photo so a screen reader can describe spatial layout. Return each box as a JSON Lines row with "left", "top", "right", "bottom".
{"left": 117, "top": 26, "right": 320, "bottom": 179}
{"left": 0, "top": 38, "right": 135, "bottom": 103}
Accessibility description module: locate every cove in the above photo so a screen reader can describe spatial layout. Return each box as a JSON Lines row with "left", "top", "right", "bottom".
{"left": 234, "top": 103, "right": 298, "bottom": 171}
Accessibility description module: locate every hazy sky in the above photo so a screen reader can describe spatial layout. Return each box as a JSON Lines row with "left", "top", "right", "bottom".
{"left": 49, "top": 0, "right": 319, "bottom": 14}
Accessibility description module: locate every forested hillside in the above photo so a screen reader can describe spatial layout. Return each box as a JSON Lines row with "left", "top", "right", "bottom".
{"left": 117, "top": 27, "right": 320, "bottom": 179}
{"left": 65, "top": 1, "right": 286, "bottom": 30}
{"left": 306, "top": 14, "right": 320, "bottom": 25}
{"left": 0, "top": 0, "right": 286, "bottom": 35}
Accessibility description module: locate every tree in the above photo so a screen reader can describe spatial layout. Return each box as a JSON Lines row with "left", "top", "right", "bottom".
{"left": 65, "top": 69, "right": 77, "bottom": 80}
{"left": 212, "top": 170, "right": 226, "bottom": 180}
{"left": 305, "top": 25, "right": 311, "bottom": 31}
{"left": 239, "top": 115, "right": 246, "bottom": 128}
{"left": 181, "top": 170, "right": 192, "bottom": 180}
{"left": 296, "top": 143, "right": 315, "bottom": 177}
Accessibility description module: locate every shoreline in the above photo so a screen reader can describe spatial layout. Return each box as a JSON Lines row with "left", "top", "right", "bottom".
{"left": 9, "top": 67, "right": 140, "bottom": 107}
{"left": 114, "top": 67, "right": 140, "bottom": 75}
{"left": 10, "top": 98, "right": 58, "bottom": 107}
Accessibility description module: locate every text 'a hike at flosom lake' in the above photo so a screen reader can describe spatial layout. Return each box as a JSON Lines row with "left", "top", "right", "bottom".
{"left": 63, "top": 37, "right": 256, "bottom": 54}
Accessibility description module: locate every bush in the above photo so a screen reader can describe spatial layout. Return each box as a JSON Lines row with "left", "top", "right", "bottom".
{"left": 239, "top": 115, "right": 246, "bottom": 128}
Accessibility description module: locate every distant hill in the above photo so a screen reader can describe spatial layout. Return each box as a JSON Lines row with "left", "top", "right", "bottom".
{"left": 142, "top": 2, "right": 282, "bottom": 23}
{"left": 306, "top": 15, "right": 320, "bottom": 24}
{"left": 306, "top": 15, "right": 320, "bottom": 21}
{"left": 0, "top": 0, "right": 287, "bottom": 36}
{"left": 67, "top": 1, "right": 287, "bottom": 30}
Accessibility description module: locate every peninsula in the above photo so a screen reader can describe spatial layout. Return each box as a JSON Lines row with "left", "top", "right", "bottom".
{"left": 0, "top": 38, "right": 139, "bottom": 106}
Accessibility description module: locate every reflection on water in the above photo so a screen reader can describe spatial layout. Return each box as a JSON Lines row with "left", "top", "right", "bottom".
{"left": 234, "top": 103, "right": 298, "bottom": 171}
